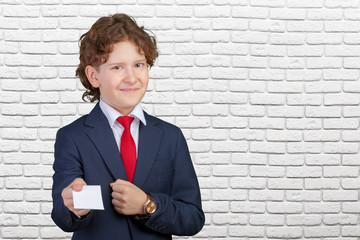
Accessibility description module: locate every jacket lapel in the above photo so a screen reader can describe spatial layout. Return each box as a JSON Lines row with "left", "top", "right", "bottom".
{"left": 84, "top": 103, "right": 127, "bottom": 181}
{"left": 132, "top": 112, "right": 163, "bottom": 188}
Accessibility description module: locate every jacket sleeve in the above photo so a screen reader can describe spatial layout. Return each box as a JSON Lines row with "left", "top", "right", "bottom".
{"left": 51, "top": 127, "right": 94, "bottom": 232}
{"left": 135, "top": 128, "right": 205, "bottom": 236}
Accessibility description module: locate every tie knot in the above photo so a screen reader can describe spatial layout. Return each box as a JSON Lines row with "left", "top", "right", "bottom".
{"left": 116, "top": 116, "right": 134, "bottom": 129}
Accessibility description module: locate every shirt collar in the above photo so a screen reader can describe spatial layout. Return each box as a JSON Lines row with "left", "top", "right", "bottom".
{"left": 99, "top": 99, "right": 147, "bottom": 127}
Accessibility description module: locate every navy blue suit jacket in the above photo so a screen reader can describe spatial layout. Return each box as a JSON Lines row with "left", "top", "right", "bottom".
{"left": 51, "top": 103, "right": 205, "bottom": 239}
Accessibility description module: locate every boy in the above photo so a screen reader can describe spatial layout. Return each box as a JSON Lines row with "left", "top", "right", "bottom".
{"left": 51, "top": 14, "right": 205, "bottom": 240}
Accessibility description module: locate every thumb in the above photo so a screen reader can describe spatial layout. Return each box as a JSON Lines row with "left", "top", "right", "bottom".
{"left": 110, "top": 179, "right": 126, "bottom": 187}
{"left": 72, "top": 178, "right": 87, "bottom": 192}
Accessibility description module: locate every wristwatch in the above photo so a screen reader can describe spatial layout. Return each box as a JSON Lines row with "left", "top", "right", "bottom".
{"left": 144, "top": 194, "right": 157, "bottom": 216}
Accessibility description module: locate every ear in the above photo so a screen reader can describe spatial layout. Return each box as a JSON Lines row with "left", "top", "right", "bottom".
{"left": 85, "top": 65, "right": 100, "bottom": 88}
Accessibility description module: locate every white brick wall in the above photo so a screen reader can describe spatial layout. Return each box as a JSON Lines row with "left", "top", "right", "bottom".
{"left": 0, "top": 1, "right": 360, "bottom": 239}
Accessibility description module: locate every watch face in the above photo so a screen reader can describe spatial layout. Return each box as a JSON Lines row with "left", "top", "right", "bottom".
{"left": 147, "top": 200, "right": 156, "bottom": 214}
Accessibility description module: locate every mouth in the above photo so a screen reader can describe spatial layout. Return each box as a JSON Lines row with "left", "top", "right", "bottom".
{"left": 120, "top": 88, "right": 139, "bottom": 93}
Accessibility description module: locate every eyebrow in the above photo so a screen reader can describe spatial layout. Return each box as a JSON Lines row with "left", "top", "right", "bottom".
{"left": 107, "top": 58, "right": 147, "bottom": 66}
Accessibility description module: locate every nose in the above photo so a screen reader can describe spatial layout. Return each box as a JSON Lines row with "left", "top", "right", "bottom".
{"left": 123, "top": 67, "right": 137, "bottom": 84}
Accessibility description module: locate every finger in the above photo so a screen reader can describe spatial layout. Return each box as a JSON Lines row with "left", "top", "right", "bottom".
{"left": 110, "top": 179, "right": 128, "bottom": 187}
{"left": 72, "top": 178, "right": 87, "bottom": 192}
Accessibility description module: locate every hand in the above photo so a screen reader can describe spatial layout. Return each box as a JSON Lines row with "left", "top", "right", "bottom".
{"left": 110, "top": 179, "right": 147, "bottom": 215}
{"left": 61, "top": 178, "right": 90, "bottom": 217}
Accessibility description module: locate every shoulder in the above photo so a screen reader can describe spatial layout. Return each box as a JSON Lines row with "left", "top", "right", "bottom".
{"left": 56, "top": 115, "right": 88, "bottom": 136}
{"left": 144, "top": 111, "right": 181, "bottom": 134}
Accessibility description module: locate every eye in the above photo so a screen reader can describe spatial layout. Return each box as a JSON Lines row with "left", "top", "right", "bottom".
{"left": 113, "top": 66, "right": 123, "bottom": 70}
{"left": 135, "top": 63, "right": 146, "bottom": 68}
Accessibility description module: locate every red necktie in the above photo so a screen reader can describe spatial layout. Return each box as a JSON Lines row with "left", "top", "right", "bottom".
{"left": 116, "top": 116, "right": 136, "bottom": 182}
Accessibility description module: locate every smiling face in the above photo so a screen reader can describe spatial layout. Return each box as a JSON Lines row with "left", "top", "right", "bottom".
{"left": 86, "top": 40, "right": 149, "bottom": 116}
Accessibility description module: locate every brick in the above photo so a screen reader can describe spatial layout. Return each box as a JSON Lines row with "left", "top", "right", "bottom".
{"left": 231, "top": 105, "right": 265, "bottom": 117}
{"left": 305, "top": 81, "right": 342, "bottom": 93}
{"left": 230, "top": 81, "right": 265, "bottom": 93}
{"left": 268, "top": 178, "right": 303, "bottom": 190}
{"left": 214, "top": 18, "right": 248, "bottom": 30}
{"left": 155, "top": 80, "right": 191, "bottom": 91}
{"left": 324, "top": 142, "right": 359, "bottom": 154}
{"left": 324, "top": 118, "right": 359, "bottom": 129}
{"left": 198, "top": 177, "right": 228, "bottom": 189}
{"left": 324, "top": 69, "right": 359, "bottom": 81}
{"left": 307, "top": 33, "right": 342, "bottom": 45}
{"left": 249, "top": 214, "right": 284, "bottom": 226}
{"left": 0, "top": 165, "right": 22, "bottom": 177}
{"left": 0, "top": 66, "right": 18, "bottom": 79}
{"left": 304, "top": 130, "right": 340, "bottom": 142}
{"left": 308, "top": 9, "right": 342, "bottom": 20}
{"left": 194, "top": 6, "right": 230, "bottom": 17}
{"left": 175, "top": 92, "right": 211, "bottom": 104}
{"left": 266, "top": 227, "right": 302, "bottom": 238}
{"left": 174, "top": 43, "right": 210, "bottom": 55}
{"left": 232, "top": 31, "right": 268, "bottom": 43}
{"left": 192, "top": 104, "right": 228, "bottom": 116}
{"left": 250, "top": 69, "right": 285, "bottom": 81}
{"left": 24, "top": 165, "right": 54, "bottom": 177}
{"left": 195, "top": 55, "right": 231, "bottom": 67}
{"left": 231, "top": 177, "right": 266, "bottom": 189}
{"left": 213, "top": 213, "right": 247, "bottom": 225}
{"left": 250, "top": 142, "right": 286, "bottom": 154}
{"left": 249, "top": 19, "right": 285, "bottom": 32}
{"left": 251, "top": 44, "right": 286, "bottom": 56}
{"left": 270, "top": 33, "right": 305, "bottom": 45}
{"left": 40, "top": 227, "right": 73, "bottom": 238}
{"left": 305, "top": 203, "right": 341, "bottom": 214}
{"left": 288, "top": 45, "right": 324, "bottom": 56}
{"left": 2, "top": 128, "right": 37, "bottom": 140}
{"left": 250, "top": 166, "right": 285, "bottom": 177}
{"left": 202, "top": 201, "right": 229, "bottom": 213}
{"left": 0, "top": 214, "right": 19, "bottom": 226}
{"left": 1, "top": 227, "right": 39, "bottom": 239}
{"left": 230, "top": 129, "right": 265, "bottom": 141}
{"left": 42, "top": 5, "right": 78, "bottom": 16}
{"left": 286, "top": 190, "right": 321, "bottom": 201}
{"left": 25, "top": 190, "right": 52, "bottom": 202}
{"left": 324, "top": 166, "right": 358, "bottom": 177}
{"left": 250, "top": 93, "right": 285, "bottom": 105}
{"left": 287, "top": 166, "right": 322, "bottom": 178}
{"left": 0, "top": 190, "right": 23, "bottom": 201}
{"left": 21, "top": 67, "right": 57, "bottom": 79}
{"left": 229, "top": 226, "right": 265, "bottom": 237}
{"left": 193, "top": 80, "right": 228, "bottom": 92}
{"left": 267, "top": 106, "right": 304, "bottom": 118}
{"left": 231, "top": 202, "right": 266, "bottom": 213}
{"left": 233, "top": 6, "right": 268, "bottom": 18}
{"left": 212, "top": 189, "right": 247, "bottom": 200}
{"left": 175, "top": 18, "right": 210, "bottom": 30}
{"left": 4, "top": 202, "right": 40, "bottom": 214}
{"left": 306, "top": 154, "right": 341, "bottom": 166}
{"left": 287, "top": 94, "right": 322, "bottom": 106}
{"left": 194, "top": 153, "right": 230, "bottom": 165}
{"left": 250, "top": 0, "right": 285, "bottom": 7}
{"left": 212, "top": 141, "right": 248, "bottom": 153}
{"left": 287, "top": 70, "right": 322, "bottom": 81}
{"left": 287, "top": 215, "right": 322, "bottom": 226}
{"left": 269, "top": 154, "right": 304, "bottom": 166}
{"left": 250, "top": 118, "right": 284, "bottom": 129}
{"left": 306, "top": 106, "right": 342, "bottom": 118}
{"left": 270, "top": 8, "right": 306, "bottom": 20}
{"left": 232, "top": 153, "right": 267, "bottom": 165}
{"left": 195, "top": 226, "right": 227, "bottom": 238}
{"left": 343, "top": 226, "right": 360, "bottom": 237}
{"left": 6, "top": 177, "right": 42, "bottom": 189}
{"left": 249, "top": 190, "right": 284, "bottom": 201}
{"left": 192, "top": 129, "right": 227, "bottom": 140}
{"left": 343, "top": 154, "right": 360, "bottom": 166}
{"left": 304, "top": 226, "right": 340, "bottom": 238}
{"left": 5, "top": 30, "right": 42, "bottom": 42}
{"left": 307, "top": 57, "right": 342, "bottom": 68}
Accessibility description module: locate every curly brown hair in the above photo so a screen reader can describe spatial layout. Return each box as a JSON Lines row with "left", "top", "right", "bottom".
{"left": 75, "top": 13, "right": 158, "bottom": 102}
